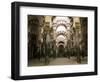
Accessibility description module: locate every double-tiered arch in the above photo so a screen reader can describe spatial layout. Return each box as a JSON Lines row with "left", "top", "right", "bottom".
{"left": 53, "top": 16, "right": 71, "bottom": 48}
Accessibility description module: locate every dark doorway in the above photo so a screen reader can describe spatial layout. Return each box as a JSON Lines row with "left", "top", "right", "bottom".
{"left": 58, "top": 45, "right": 65, "bottom": 57}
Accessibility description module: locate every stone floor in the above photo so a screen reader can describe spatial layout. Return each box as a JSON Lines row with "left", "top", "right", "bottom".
{"left": 28, "top": 57, "right": 87, "bottom": 66}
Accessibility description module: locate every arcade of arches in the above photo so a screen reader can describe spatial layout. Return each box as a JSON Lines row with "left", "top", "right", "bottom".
{"left": 28, "top": 15, "right": 88, "bottom": 66}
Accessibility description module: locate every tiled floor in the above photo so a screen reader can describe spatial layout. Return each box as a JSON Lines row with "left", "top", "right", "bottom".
{"left": 28, "top": 57, "right": 87, "bottom": 66}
